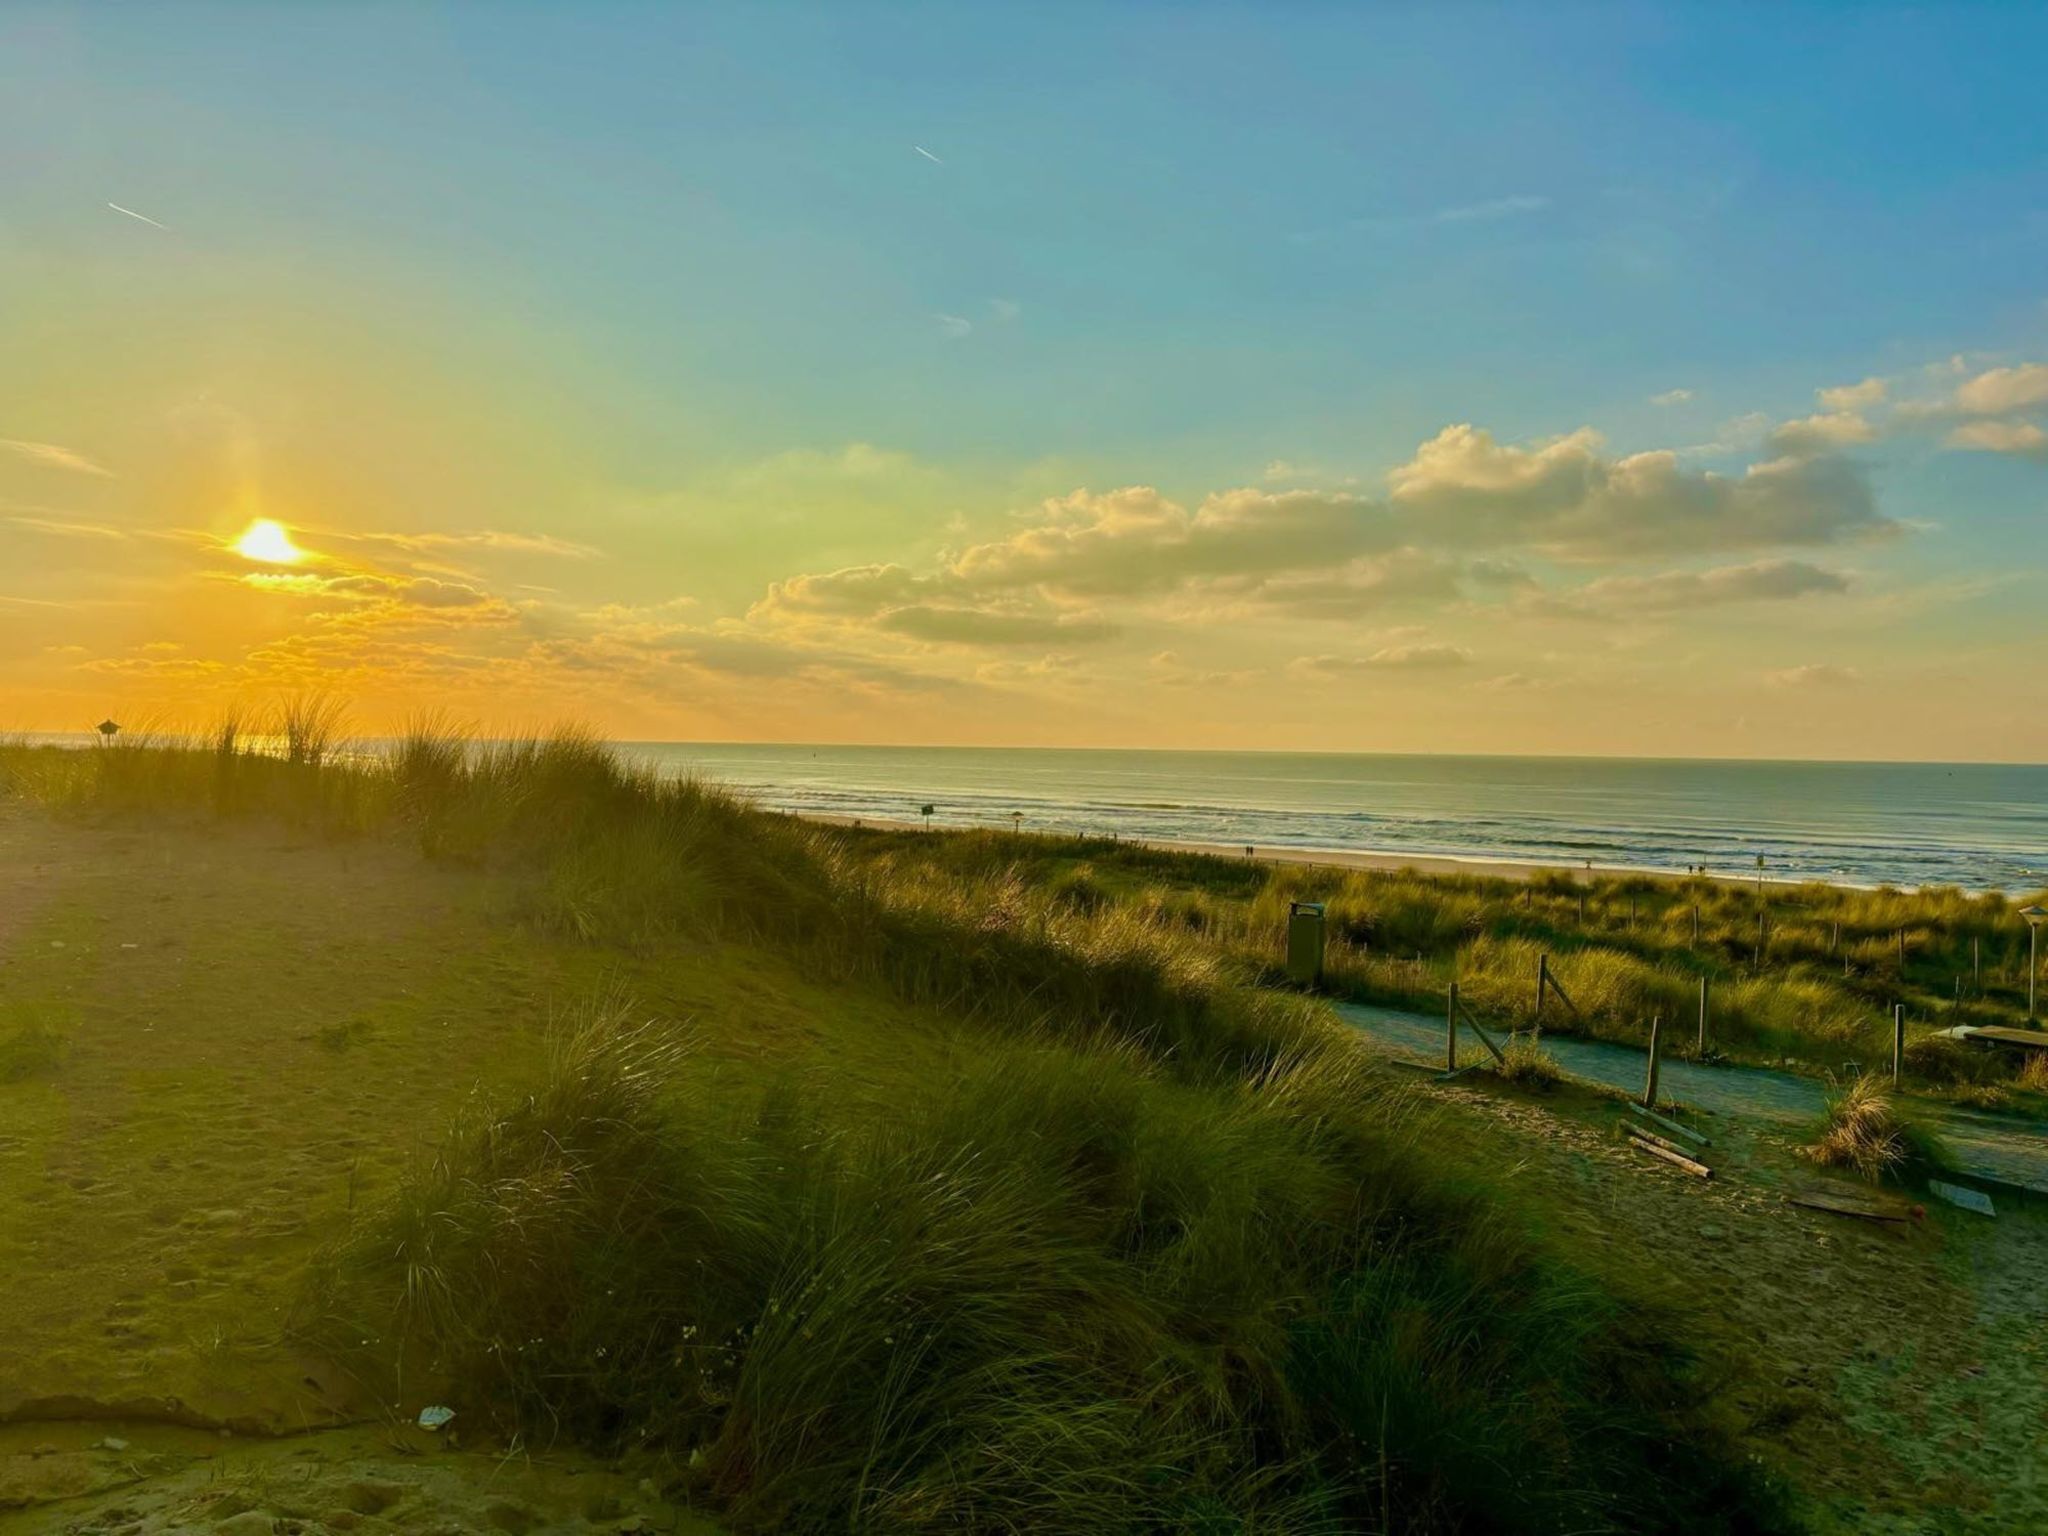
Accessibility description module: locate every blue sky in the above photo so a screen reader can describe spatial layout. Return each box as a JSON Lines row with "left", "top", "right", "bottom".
{"left": 4, "top": 3, "right": 2047, "bottom": 755}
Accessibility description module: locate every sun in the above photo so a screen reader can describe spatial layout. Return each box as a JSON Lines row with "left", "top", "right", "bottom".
{"left": 232, "top": 518, "right": 308, "bottom": 565}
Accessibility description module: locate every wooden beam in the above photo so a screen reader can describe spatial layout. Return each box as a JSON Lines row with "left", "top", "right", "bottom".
{"left": 1629, "top": 1102, "right": 1710, "bottom": 1148}
{"left": 1630, "top": 1138, "right": 1712, "bottom": 1178}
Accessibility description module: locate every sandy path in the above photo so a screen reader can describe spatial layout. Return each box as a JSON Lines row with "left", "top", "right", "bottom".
{"left": 1332, "top": 998, "right": 2048, "bottom": 1193}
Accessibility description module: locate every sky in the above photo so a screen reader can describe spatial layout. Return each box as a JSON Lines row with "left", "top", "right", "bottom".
{"left": 5, "top": 2, "right": 2048, "bottom": 760}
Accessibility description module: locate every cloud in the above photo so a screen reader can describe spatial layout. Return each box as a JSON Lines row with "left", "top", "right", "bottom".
{"left": 1388, "top": 424, "right": 1890, "bottom": 558}
{"left": 1954, "top": 363, "right": 2048, "bottom": 415}
{"left": 1650, "top": 388, "right": 1694, "bottom": 407}
{"left": 1766, "top": 411, "right": 1877, "bottom": 458}
{"left": 1, "top": 438, "right": 113, "bottom": 477}
{"left": 1292, "top": 643, "right": 1472, "bottom": 674}
{"left": 948, "top": 486, "right": 1394, "bottom": 598}
{"left": 875, "top": 606, "right": 1121, "bottom": 646}
{"left": 242, "top": 571, "right": 498, "bottom": 608}
{"left": 1372, "top": 195, "right": 1549, "bottom": 229}
{"left": 1817, "top": 377, "right": 1888, "bottom": 411}
{"left": 6, "top": 513, "right": 125, "bottom": 539}
{"left": 1766, "top": 663, "right": 1860, "bottom": 689}
{"left": 1945, "top": 419, "right": 2048, "bottom": 460}
{"left": 339, "top": 529, "right": 603, "bottom": 559}
{"left": 936, "top": 313, "right": 973, "bottom": 339}
{"left": 1544, "top": 558, "right": 1850, "bottom": 616}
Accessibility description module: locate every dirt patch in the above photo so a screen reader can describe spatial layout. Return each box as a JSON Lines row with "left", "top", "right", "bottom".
{"left": 1422, "top": 1073, "right": 2048, "bottom": 1534}
{"left": 0, "top": 1419, "right": 722, "bottom": 1534}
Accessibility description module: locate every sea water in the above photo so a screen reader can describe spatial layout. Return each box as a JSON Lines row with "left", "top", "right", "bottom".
{"left": 624, "top": 743, "right": 2048, "bottom": 893}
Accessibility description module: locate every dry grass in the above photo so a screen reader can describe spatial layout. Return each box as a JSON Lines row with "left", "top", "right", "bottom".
{"left": 1800, "top": 1075, "right": 1954, "bottom": 1183}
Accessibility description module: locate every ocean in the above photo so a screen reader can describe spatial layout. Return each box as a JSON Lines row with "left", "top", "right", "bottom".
{"left": 621, "top": 743, "right": 2048, "bottom": 893}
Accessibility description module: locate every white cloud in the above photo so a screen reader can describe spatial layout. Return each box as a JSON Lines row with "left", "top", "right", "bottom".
{"left": 1548, "top": 559, "right": 1850, "bottom": 616}
{"left": 1945, "top": 419, "right": 2048, "bottom": 459}
{"left": 1766, "top": 411, "right": 1876, "bottom": 458}
{"left": 1388, "top": 424, "right": 1890, "bottom": 558}
{"left": 936, "top": 314, "right": 973, "bottom": 339}
{"left": 1766, "top": 662, "right": 1860, "bottom": 689}
{"left": 1650, "top": 388, "right": 1694, "bottom": 407}
{"left": 1292, "top": 644, "right": 1473, "bottom": 674}
{"left": 0, "top": 438, "right": 113, "bottom": 477}
{"left": 1954, "top": 363, "right": 2048, "bottom": 415}
{"left": 1817, "top": 377, "right": 1888, "bottom": 411}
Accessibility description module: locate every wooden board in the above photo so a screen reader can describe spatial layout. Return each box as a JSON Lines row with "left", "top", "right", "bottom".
{"left": 1927, "top": 1179, "right": 1997, "bottom": 1217}
{"left": 1957, "top": 1026, "right": 2048, "bottom": 1051}
{"left": 1629, "top": 1102, "right": 1710, "bottom": 1147}
{"left": 1629, "top": 1137, "right": 1712, "bottom": 1178}
{"left": 1786, "top": 1192, "right": 1912, "bottom": 1224}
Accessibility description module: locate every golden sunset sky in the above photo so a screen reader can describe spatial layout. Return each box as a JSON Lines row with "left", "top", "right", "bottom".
{"left": 7, "top": 5, "right": 2048, "bottom": 758}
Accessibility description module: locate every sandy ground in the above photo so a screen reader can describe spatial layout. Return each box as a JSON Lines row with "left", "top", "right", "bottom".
{"left": 0, "top": 1420, "right": 718, "bottom": 1534}
{"left": 1368, "top": 1050, "right": 2048, "bottom": 1534}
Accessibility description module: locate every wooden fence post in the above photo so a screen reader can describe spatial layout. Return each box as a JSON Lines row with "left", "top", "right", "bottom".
{"left": 1643, "top": 1014, "right": 1663, "bottom": 1108}
{"left": 1535, "top": 954, "right": 1548, "bottom": 1036}
{"left": 1692, "top": 904, "right": 1700, "bottom": 945}
{"left": 1892, "top": 1003, "right": 1904, "bottom": 1088}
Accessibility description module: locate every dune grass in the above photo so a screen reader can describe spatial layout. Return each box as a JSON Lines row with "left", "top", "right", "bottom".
{"left": 1800, "top": 1075, "right": 1955, "bottom": 1184}
{"left": 825, "top": 824, "right": 2048, "bottom": 1083}
{"left": 303, "top": 1007, "right": 1784, "bottom": 1535}
{"left": 0, "top": 718, "right": 1800, "bottom": 1531}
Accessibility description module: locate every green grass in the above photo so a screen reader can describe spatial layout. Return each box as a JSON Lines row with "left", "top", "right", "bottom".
{"left": 304, "top": 1008, "right": 1786, "bottom": 1535}
{"left": 2, "top": 721, "right": 1804, "bottom": 1531}
{"left": 0, "top": 1001, "right": 69, "bottom": 1082}
{"left": 819, "top": 824, "right": 2048, "bottom": 1088}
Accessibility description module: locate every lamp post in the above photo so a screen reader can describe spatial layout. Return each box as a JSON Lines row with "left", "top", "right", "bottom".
{"left": 2022, "top": 905, "right": 2047, "bottom": 1025}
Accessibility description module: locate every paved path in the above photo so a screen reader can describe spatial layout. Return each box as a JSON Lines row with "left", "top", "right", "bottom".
{"left": 1331, "top": 999, "right": 2048, "bottom": 1194}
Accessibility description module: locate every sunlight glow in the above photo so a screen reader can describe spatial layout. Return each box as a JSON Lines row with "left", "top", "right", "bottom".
{"left": 232, "top": 518, "right": 307, "bottom": 565}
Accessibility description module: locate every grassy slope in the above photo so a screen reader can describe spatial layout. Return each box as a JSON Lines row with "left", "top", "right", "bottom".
{"left": 832, "top": 824, "right": 2048, "bottom": 1098}
{"left": 0, "top": 736, "right": 2039, "bottom": 1530}
{"left": 0, "top": 802, "right": 954, "bottom": 1433}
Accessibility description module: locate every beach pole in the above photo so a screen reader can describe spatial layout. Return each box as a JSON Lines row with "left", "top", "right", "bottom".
{"left": 1973, "top": 935, "right": 1980, "bottom": 991}
{"left": 1697, "top": 974, "right": 1709, "bottom": 1058}
{"left": 1643, "top": 1014, "right": 1663, "bottom": 1108}
{"left": 1692, "top": 904, "right": 1700, "bottom": 945}
{"left": 1447, "top": 982, "right": 1459, "bottom": 1072}
{"left": 1891, "top": 1003, "right": 1905, "bottom": 1088}
{"left": 1535, "top": 954, "right": 1548, "bottom": 1033}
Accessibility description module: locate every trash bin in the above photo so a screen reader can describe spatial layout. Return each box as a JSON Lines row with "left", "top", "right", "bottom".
{"left": 1286, "top": 901, "right": 1326, "bottom": 987}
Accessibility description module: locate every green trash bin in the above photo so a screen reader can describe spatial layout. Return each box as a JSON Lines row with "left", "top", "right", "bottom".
{"left": 1286, "top": 901, "right": 1326, "bottom": 987}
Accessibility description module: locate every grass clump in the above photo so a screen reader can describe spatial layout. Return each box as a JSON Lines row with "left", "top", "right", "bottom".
{"left": 306, "top": 1008, "right": 1788, "bottom": 1535}
{"left": 1493, "top": 1036, "right": 1565, "bottom": 1087}
{"left": 1801, "top": 1075, "right": 1954, "bottom": 1183}
{"left": 0, "top": 1005, "right": 68, "bottom": 1082}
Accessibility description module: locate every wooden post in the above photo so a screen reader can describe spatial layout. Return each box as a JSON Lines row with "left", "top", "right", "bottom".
{"left": 1892, "top": 1003, "right": 1905, "bottom": 1088}
{"left": 1691, "top": 904, "right": 1700, "bottom": 945}
{"left": 1447, "top": 982, "right": 1459, "bottom": 1072}
{"left": 1577, "top": 893, "right": 1585, "bottom": 926}
{"left": 1535, "top": 954, "right": 1548, "bottom": 1033}
{"left": 1756, "top": 909, "right": 1765, "bottom": 966}
{"left": 1629, "top": 894, "right": 1638, "bottom": 931}
{"left": 1973, "top": 936, "right": 1980, "bottom": 991}
{"left": 1696, "top": 974, "right": 1710, "bottom": 1058}
{"left": 1643, "top": 1014, "right": 1663, "bottom": 1108}
{"left": 1830, "top": 919, "right": 1839, "bottom": 955}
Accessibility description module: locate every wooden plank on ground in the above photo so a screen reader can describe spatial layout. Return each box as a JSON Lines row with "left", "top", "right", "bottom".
{"left": 1629, "top": 1102, "right": 1710, "bottom": 1148}
{"left": 1786, "top": 1192, "right": 1912, "bottom": 1224}
{"left": 1630, "top": 1137, "right": 1712, "bottom": 1178}
{"left": 1927, "top": 1179, "right": 1997, "bottom": 1217}
{"left": 1622, "top": 1122, "right": 1696, "bottom": 1159}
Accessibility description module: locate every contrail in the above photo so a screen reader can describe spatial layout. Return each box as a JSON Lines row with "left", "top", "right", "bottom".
{"left": 107, "top": 202, "right": 168, "bottom": 230}
{"left": 913, "top": 145, "right": 943, "bottom": 165}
